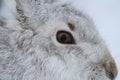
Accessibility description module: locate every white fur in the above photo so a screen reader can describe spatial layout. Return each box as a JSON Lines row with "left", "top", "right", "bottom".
{"left": 0, "top": 0, "right": 117, "bottom": 80}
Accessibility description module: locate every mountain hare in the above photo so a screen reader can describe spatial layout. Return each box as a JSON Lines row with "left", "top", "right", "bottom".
{"left": 0, "top": 0, "right": 118, "bottom": 80}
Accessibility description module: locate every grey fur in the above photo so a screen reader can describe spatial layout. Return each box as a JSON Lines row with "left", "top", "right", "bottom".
{"left": 0, "top": 0, "right": 118, "bottom": 80}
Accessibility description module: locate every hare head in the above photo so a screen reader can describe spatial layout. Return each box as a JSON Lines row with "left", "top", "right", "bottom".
{"left": 0, "top": 0, "right": 118, "bottom": 80}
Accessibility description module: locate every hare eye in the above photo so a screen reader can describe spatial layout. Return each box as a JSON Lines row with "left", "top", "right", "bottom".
{"left": 56, "top": 30, "right": 75, "bottom": 44}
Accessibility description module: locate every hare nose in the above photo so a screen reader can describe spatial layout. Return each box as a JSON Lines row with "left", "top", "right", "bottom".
{"left": 108, "top": 72, "right": 115, "bottom": 80}
{"left": 104, "top": 60, "right": 118, "bottom": 80}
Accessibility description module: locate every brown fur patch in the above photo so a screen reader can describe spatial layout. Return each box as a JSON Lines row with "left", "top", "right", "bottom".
{"left": 67, "top": 23, "right": 75, "bottom": 31}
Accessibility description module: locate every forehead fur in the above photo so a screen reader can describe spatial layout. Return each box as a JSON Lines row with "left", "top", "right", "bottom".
{"left": 15, "top": 0, "right": 102, "bottom": 45}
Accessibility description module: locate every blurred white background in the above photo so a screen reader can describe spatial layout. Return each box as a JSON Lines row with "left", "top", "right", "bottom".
{"left": 66, "top": 0, "right": 120, "bottom": 80}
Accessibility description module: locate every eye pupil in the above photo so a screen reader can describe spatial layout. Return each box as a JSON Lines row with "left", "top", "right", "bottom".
{"left": 60, "top": 34, "right": 67, "bottom": 42}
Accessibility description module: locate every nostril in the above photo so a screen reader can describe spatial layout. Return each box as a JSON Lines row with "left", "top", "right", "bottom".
{"left": 108, "top": 72, "right": 115, "bottom": 80}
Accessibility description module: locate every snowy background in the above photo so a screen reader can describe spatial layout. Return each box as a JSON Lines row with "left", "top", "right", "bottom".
{"left": 65, "top": 0, "right": 120, "bottom": 80}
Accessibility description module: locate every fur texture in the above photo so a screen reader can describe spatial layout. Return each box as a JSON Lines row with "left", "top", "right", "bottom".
{"left": 0, "top": 0, "right": 118, "bottom": 80}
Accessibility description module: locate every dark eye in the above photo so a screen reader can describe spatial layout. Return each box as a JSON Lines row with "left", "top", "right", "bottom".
{"left": 56, "top": 30, "right": 75, "bottom": 44}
